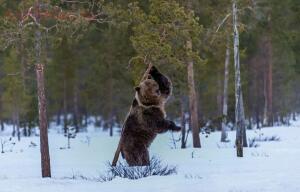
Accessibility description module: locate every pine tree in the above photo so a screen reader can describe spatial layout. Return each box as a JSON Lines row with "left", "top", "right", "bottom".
{"left": 1, "top": 49, "right": 30, "bottom": 141}
{"left": 129, "top": 0, "right": 203, "bottom": 147}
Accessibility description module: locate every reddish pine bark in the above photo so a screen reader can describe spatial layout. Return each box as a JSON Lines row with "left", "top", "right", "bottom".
{"left": 186, "top": 40, "right": 201, "bottom": 148}
{"left": 35, "top": 0, "right": 51, "bottom": 178}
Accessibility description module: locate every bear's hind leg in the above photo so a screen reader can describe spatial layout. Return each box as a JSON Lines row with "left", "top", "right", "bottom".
{"left": 123, "top": 148, "right": 140, "bottom": 166}
{"left": 139, "top": 147, "right": 150, "bottom": 166}
{"left": 123, "top": 147, "right": 150, "bottom": 166}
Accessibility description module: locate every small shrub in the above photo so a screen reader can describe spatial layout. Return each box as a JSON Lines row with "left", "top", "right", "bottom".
{"left": 251, "top": 151, "right": 269, "bottom": 157}
{"left": 251, "top": 135, "right": 280, "bottom": 142}
{"left": 248, "top": 138, "right": 260, "bottom": 148}
{"left": 102, "top": 157, "right": 177, "bottom": 181}
{"left": 247, "top": 134, "right": 280, "bottom": 148}
{"left": 63, "top": 157, "right": 177, "bottom": 182}
{"left": 184, "top": 173, "right": 202, "bottom": 179}
{"left": 1, "top": 138, "right": 16, "bottom": 153}
{"left": 62, "top": 173, "right": 103, "bottom": 182}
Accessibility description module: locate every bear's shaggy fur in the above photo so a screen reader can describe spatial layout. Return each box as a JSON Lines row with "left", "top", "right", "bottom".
{"left": 120, "top": 67, "right": 180, "bottom": 166}
{"left": 134, "top": 79, "right": 162, "bottom": 107}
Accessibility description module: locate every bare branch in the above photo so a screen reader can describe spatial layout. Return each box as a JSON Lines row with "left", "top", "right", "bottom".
{"left": 216, "top": 13, "right": 231, "bottom": 33}
{"left": 6, "top": 72, "right": 21, "bottom": 76}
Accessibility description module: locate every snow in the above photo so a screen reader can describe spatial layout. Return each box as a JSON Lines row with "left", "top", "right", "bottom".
{"left": 1, "top": 119, "right": 300, "bottom": 192}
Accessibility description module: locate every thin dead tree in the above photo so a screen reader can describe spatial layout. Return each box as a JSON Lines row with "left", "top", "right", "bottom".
{"left": 221, "top": 35, "right": 230, "bottom": 142}
{"left": 232, "top": 0, "right": 246, "bottom": 157}
{"left": 212, "top": 10, "right": 232, "bottom": 143}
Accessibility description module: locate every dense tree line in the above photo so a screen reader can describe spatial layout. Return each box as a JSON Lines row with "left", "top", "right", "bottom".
{"left": 0, "top": 0, "right": 299, "bottom": 144}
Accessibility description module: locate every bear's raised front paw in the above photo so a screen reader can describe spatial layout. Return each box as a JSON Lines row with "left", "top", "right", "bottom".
{"left": 173, "top": 126, "right": 182, "bottom": 132}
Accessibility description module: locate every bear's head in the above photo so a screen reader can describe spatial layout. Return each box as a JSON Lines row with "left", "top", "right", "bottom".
{"left": 149, "top": 66, "right": 172, "bottom": 102}
{"left": 135, "top": 79, "right": 162, "bottom": 107}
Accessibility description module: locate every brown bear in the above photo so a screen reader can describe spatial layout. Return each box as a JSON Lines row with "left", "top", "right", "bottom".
{"left": 120, "top": 67, "right": 180, "bottom": 166}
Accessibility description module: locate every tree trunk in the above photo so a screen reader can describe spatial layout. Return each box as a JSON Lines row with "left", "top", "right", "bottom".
{"left": 23, "top": 123, "right": 28, "bottom": 137}
{"left": 108, "top": 61, "right": 114, "bottom": 137}
{"left": 255, "top": 102, "right": 260, "bottom": 129}
{"left": 20, "top": 32, "right": 26, "bottom": 90}
{"left": 63, "top": 79, "right": 68, "bottom": 134}
{"left": 263, "top": 71, "right": 268, "bottom": 126}
{"left": 84, "top": 112, "right": 88, "bottom": 127}
{"left": 28, "top": 125, "right": 32, "bottom": 137}
{"left": 266, "top": 33, "right": 273, "bottom": 126}
{"left": 248, "top": 117, "right": 252, "bottom": 130}
{"left": 73, "top": 82, "right": 80, "bottom": 133}
{"left": 16, "top": 108, "right": 20, "bottom": 141}
{"left": 180, "top": 97, "right": 186, "bottom": 149}
{"left": 233, "top": 0, "right": 245, "bottom": 157}
{"left": 36, "top": 59, "right": 51, "bottom": 178}
{"left": 263, "top": 32, "right": 273, "bottom": 127}
{"left": 35, "top": 0, "right": 51, "bottom": 178}
{"left": 217, "top": 74, "right": 222, "bottom": 130}
{"left": 241, "top": 94, "right": 248, "bottom": 147}
{"left": 18, "top": 22, "right": 26, "bottom": 141}
{"left": 109, "top": 117, "right": 114, "bottom": 137}
{"left": 0, "top": 121, "right": 4, "bottom": 131}
{"left": 186, "top": 40, "right": 201, "bottom": 148}
{"left": 12, "top": 113, "right": 16, "bottom": 137}
{"left": 56, "top": 108, "right": 61, "bottom": 126}
{"left": 221, "top": 35, "right": 230, "bottom": 142}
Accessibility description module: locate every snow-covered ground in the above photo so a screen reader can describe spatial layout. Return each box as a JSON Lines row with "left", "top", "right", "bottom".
{"left": 1, "top": 119, "right": 300, "bottom": 192}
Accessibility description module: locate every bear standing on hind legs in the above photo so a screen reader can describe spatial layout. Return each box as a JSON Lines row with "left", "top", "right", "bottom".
{"left": 120, "top": 66, "right": 181, "bottom": 166}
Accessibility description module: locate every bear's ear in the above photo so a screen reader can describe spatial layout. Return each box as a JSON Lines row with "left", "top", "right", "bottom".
{"left": 135, "top": 86, "right": 140, "bottom": 92}
{"left": 150, "top": 66, "right": 158, "bottom": 73}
